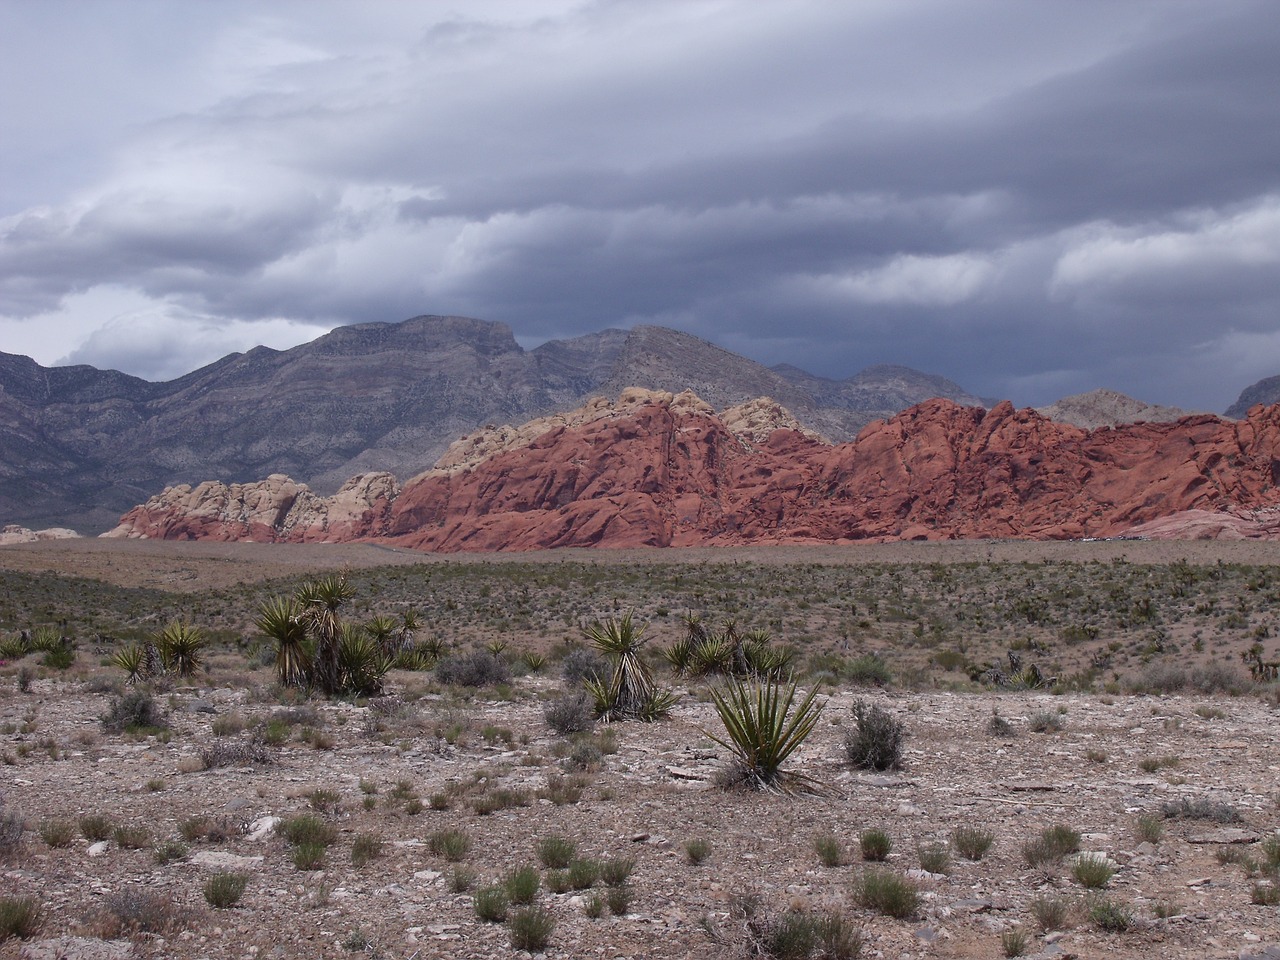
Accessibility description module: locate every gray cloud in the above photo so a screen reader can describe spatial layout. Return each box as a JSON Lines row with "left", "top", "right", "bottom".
{"left": 2, "top": 0, "right": 1279, "bottom": 412}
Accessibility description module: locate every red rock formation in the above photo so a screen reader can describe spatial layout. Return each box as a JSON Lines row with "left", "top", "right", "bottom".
{"left": 103, "top": 393, "right": 1280, "bottom": 550}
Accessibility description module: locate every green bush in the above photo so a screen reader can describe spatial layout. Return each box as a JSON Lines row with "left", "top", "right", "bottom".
{"left": 854, "top": 869, "right": 918, "bottom": 919}
{"left": 428, "top": 828, "right": 472, "bottom": 862}
{"left": 685, "top": 838, "right": 712, "bottom": 865}
{"left": 1071, "top": 853, "right": 1115, "bottom": 888}
{"left": 436, "top": 650, "right": 511, "bottom": 687}
{"left": 951, "top": 826, "right": 994, "bottom": 861}
{"left": 508, "top": 906, "right": 555, "bottom": 951}
{"left": 859, "top": 828, "right": 892, "bottom": 862}
{"left": 538, "top": 835, "right": 576, "bottom": 869}
{"left": 0, "top": 896, "right": 41, "bottom": 941}
{"left": 203, "top": 872, "right": 248, "bottom": 908}
{"left": 814, "top": 833, "right": 844, "bottom": 867}
{"left": 473, "top": 885, "right": 509, "bottom": 923}
{"left": 277, "top": 815, "right": 337, "bottom": 848}
{"left": 544, "top": 692, "right": 596, "bottom": 734}
{"left": 504, "top": 864, "right": 541, "bottom": 905}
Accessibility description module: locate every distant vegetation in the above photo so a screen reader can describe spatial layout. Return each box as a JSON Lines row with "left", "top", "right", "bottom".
{"left": 1, "top": 554, "right": 1278, "bottom": 695}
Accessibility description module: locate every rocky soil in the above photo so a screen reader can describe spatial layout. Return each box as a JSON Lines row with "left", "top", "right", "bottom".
{"left": 3, "top": 663, "right": 1280, "bottom": 960}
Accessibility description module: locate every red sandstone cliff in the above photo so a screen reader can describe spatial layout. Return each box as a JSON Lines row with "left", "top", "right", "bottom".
{"left": 103, "top": 391, "right": 1280, "bottom": 550}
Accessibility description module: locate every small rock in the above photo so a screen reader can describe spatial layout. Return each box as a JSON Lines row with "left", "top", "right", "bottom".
{"left": 191, "top": 851, "right": 264, "bottom": 870}
{"left": 87, "top": 841, "right": 109, "bottom": 857}
{"left": 1187, "top": 828, "right": 1258, "bottom": 845}
{"left": 19, "top": 937, "right": 133, "bottom": 960}
{"left": 246, "top": 816, "right": 280, "bottom": 841}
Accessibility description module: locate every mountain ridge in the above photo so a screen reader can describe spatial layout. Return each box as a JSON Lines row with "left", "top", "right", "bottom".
{"left": 105, "top": 390, "right": 1280, "bottom": 550}
{"left": 0, "top": 315, "right": 983, "bottom": 532}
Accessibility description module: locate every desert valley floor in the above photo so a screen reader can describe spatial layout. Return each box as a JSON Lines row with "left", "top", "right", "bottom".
{"left": 1, "top": 539, "right": 1280, "bottom": 960}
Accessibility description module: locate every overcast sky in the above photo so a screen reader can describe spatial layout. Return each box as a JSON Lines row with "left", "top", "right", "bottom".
{"left": 2, "top": 1, "right": 1279, "bottom": 412}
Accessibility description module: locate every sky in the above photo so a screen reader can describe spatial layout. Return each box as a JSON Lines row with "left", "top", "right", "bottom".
{"left": 2, "top": 1, "right": 1279, "bottom": 412}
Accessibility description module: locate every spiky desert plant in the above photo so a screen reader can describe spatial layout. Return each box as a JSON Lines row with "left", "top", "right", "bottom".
{"left": 155, "top": 621, "right": 203, "bottom": 678}
{"left": 705, "top": 676, "right": 824, "bottom": 792}
{"left": 336, "top": 625, "right": 389, "bottom": 696}
{"left": 583, "top": 614, "right": 674, "bottom": 721}
{"left": 296, "top": 574, "right": 353, "bottom": 695}
{"left": 255, "top": 596, "right": 312, "bottom": 689}
{"left": 366, "top": 616, "right": 399, "bottom": 658}
{"left": 110, "top": 643, "right": 147, "bottom": 685}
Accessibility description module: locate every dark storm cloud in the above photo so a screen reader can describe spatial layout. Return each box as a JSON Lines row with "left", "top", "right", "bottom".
{"left": 1, "top": 0, "right": 1279, "bottom": 407}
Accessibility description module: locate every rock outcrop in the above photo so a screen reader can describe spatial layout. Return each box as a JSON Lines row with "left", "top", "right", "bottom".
{"left": 105, "top": 394, "right": 1280, "bottom": 550}
{"left": 1, "top": 316, "right": 984, "bottom": 533}
{"left": 0, "top": 524, "right": 80, "bottom": 545}
{"left": 1035, "top": 388, "right": 1191, "bottom": 429}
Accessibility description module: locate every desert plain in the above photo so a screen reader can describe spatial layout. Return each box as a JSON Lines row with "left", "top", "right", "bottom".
{"left": 1, "top": 538, "right": 1280, "bottom": 960}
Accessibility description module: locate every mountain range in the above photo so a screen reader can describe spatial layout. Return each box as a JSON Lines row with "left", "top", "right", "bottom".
{"left": 0, "top": 316, "right": 989, "bottom": 533}
{"left": 106, "top": 389, "right": 1280, "bottom": 549}
{"left": 5, "top": 313, "right": 1277, "bottom": 537}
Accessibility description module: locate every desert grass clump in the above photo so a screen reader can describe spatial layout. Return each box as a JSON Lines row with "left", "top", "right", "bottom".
{"left": 509, "top": 906, "right": 556, "bottom": 952}
{"left": 278, "top": 815, "right": 337, "bottom": 849}
{"left": 436, "top": 650, "right": 512, "bottom": 688}
{"left": 101, "top": 889, "right": 185, "bottom": 935}
{"left": 153, "top": 840, "right": 189, "bottom": 865}
{"left": 741, "top": 905, "right": 863, "bottom": 960}
{"left": 1088, "top": 897, "right": 1133, "bottom": 933}
{"left": 917, "top": 842, "right": 951, "bottom": 875}
{"left": 814, "top": 833, "right": 844, "bottom": 867}
{"left": 600, "top": 856, "right": 636, "bottom": 887}
{"left": 1022, "top": 824, "right": 1080, "bottom": 868}
{"left": 203, "top": 871, "right": 248, "bottom": 908}
{"left": 1071, "top": 853, "right": 1115, "bottom": 889}
{"left": 685, "top": 838, "right": 712, "bottom": 865}
{"left": 844, "top": 701, "right": 905, "bottom": 771}
{"left": 351, "top": 834, "right": 383, "bottom": 867}
{"left": 707, "top": 676, "right": 824, "bottom": 792}
{"left": 604, "top": 884, "right": 634, "bottom": 915}
{"left": 1028, "top": 711, "right": 1062, "bottom": 733}
{"left": 474, "top": 885, "right": 509, "bottom": 923}
{"left": 112, "top": 824, "right": 150, "bottom": 850}
{"left": 858, "top": 828, "right": 892, "bottom": 862}
{"left": 1251, "top": 882, "right": 1280, "bottom": 906}
{"left": 429, "top": 828, "right": 472, "bottom": 862}
{"left": 854, "top": 869, "right": 919, "bottom": 919}
{"left": 1160, "top": 796, "right": 1242, "bottom": 823}
{"left": 504, "top": 864, "right": 541, "bottom": 905}
{"left": 79, "top": 814, "right": 113, "bottom": 843}
{"left": 1030, "top": 894, "right": 1071, "bottom": 932}
{"left": 537, "top": 773, "right": 587, "bottom": 806}
{"left": 449, "top": 866, "right": 477, "bottom": 893}
{"left": 538, "top": 835, "right": 576, "bottom": 869}
{"left": 1135, "top": 814, "right": 1163, "bottom": 844}
{"left": 951, "top": 825, "right": 994, "bottom": 861}
{"left": 291, "top": 843, "right": 326, "bottom": 870}
{"left": 38, "top": 818, "right": 76, "bottom": 848}
{"left": 567, "top": 858, "right": 601, "bottom": 890}
{"left": 0, "top": 896, "right": 42, "bottom": 941}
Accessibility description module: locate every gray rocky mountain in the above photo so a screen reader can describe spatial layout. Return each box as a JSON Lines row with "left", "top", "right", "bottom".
{"left": 1, "top": 315, "right": 985, "bottom": 533}
{"left": 1227, "top": 374, "right": 1280, "bottom": 419}
{"left": 1034, "top": 388, "right": 1192, "bottom": 429}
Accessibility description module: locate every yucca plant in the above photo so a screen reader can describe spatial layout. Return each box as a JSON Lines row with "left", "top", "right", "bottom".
{"left": 256, "top": 597, "right": 312, "bottom": 688}
{"left": 366, "top": 616, "right": 399, "bottom": 658}
{"left": 296, "top": 574, "right": 353, "bottom": 695}
{"left": 155, "top": 621, "right": 204, "bottom": 678}
{"left": 110, "top": 644, "right": 147, "bottom": 685}
{"left": 336, "top": 625, "right": 389, "bottom": 696}
{"left": 705, "top": 676, "right": 824, "bottom": 792}
{"left": 583, "top": 615, "right": 674, "bottom": 722}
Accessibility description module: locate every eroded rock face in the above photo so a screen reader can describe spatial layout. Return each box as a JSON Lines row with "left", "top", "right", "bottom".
{"left": 105, "top": 472, "right": 398, "bottom": 543}
{"left": 104, "top": 395, "right": 1280, "bottom": 550}
{"left": 0, "top": 524, "right": 80, "bottom": 545}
